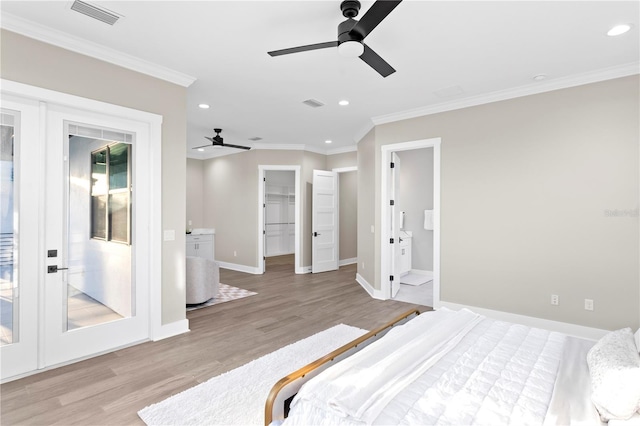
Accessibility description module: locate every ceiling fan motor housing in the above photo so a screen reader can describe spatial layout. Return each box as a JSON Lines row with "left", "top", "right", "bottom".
{"left": 338, "top": 18, "right": 361, "bottom": 44}
{"left": 340, "top": 0, "right": 361, "bottom": 18}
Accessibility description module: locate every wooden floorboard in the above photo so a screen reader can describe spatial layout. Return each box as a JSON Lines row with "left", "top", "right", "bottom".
{"left": 1, "top": 260, "right": 427, "bottom": 425}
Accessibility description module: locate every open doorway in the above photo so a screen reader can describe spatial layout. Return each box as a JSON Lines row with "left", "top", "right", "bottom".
{"left": 258, "top": 166, "right": 301, "bottom": 274}
{"left": 381, "top": 138, "right": 441, "bottom": 308}
{"left": 264, "top": 170, "right": 296, "bottom": 272}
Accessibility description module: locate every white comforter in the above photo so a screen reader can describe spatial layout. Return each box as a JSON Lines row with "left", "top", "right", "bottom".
{"left": 283, "top": 309, "right": 566, "bottom": 426}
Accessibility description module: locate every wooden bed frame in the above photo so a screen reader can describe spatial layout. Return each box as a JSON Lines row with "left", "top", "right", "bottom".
{"left": 264, "top": 308, "right": 421, "bottom": 425}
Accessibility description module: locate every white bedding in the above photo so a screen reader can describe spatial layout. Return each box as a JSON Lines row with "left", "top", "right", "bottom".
{"left": 284, "top": 309, "right": 567, "bottom": 426}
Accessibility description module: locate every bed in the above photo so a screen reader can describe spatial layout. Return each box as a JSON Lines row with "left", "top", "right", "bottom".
{"left": 265, "top": 308, "right": 640, "bottom": 426}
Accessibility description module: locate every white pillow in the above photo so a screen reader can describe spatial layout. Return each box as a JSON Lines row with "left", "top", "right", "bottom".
{"left": 587, "top": 328, "right": 640, "bottom": 421}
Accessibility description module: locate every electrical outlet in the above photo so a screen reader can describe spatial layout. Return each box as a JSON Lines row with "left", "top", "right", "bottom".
{"left": 551, "top": 294, "right": 559, "bottom": 306}
{"left": 585, "top": 299, "right": 594, "bottom": 311}
{"left": 362, "top": 262, "right": 365, "bottom": 269}
{"left": 233, "top": 250, "right": 237, "bottom": 257}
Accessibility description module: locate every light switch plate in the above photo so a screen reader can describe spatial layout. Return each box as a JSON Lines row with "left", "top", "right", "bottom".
{"left": 163, "top": 230, "right": 176, "bottom": 241}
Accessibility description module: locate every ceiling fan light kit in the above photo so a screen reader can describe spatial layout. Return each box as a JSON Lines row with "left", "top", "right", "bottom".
{"left": 267, "top": 0, "right": 402, "bottom": 77}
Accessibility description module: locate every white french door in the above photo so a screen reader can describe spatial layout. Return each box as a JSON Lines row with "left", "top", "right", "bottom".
{"left": 1, "top": 88, "right": 156, "bottom": 381}
{"left": 311, "top": 170, "right": 338, "bottom": 273}
{"left": 43, "top": 106, "right": 149, "bottom": 367}
{"left": 0, "top": 97, "right": 41, "bottom": 378}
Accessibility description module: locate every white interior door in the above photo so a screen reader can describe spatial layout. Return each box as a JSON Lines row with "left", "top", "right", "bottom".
{"left": 391, "top": 153, "right": 401, "bottom": 298}
{"left": 42, "top": 106, "right": 149, "bottom": 367}
{"left": 312, "top": 170, "right": 338, "bottom": 273}
{"left": 0, "top": 98, "right": 41, "bottom": 379}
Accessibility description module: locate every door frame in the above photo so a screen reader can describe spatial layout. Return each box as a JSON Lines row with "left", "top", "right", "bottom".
{"left": 0, "top": 80, "right": 163, "bottom": 381}
{"left": 380, "top": 138, "right": 441, "bottom": 306}
{"left": 258, "top": 165, "right": 301, "bottom": 274}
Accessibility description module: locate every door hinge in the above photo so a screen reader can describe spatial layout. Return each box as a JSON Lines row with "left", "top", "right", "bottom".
{"left": 390, "top": 238, "right": 394, "bottom": 244}
{"left": 390, "top": 162, "right": 395, "bottom": 168}
{"left": 390, "top": 200, "right": 395, "bottom": 206}
{"left": 263, "top": 177, "right": 266, "bottom": 181}
{"left": 390, "top": 275, "right": 394, "bottom": 281}
{"left": 263, "top": 230, "right": 266, "bottom": 235}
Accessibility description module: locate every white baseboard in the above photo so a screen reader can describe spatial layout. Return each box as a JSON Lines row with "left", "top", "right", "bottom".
{"left": 339, "top": 257, "right": 357, "bottom": 266}
{"left": 217, "top": 261, "right": 262, "bottom": 275}
{"left": 297, "top": 265, "right": 312, "bottom": 274}
{"left": 439, "top": 301, "right": 608, "bottom": 341}
{"left": 356, "top": 273, "right": 385, "bottom": 300}
{"left": 152, "top": 319, "right": 190, "bottom": 341}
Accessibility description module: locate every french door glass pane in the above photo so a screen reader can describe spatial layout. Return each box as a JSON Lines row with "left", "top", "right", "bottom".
{"left": 0, "top": 112, "right": 17, "bottom": 346}
{"left": 68, "top": 135, "right": 133, "bottom": 331}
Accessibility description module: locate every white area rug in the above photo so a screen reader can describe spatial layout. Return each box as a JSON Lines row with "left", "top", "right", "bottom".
{"left": 186, "top": 283, "right": 257, "bottom": 311}
{"left": 138, "top": 324, "right": 367, "bottom": 426}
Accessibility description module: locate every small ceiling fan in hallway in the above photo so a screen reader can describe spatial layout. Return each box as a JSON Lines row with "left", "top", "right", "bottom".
{"left": 193, "top": 128, "right": 251, "bottom": 151}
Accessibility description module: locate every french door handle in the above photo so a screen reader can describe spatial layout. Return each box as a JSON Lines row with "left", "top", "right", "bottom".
{"left": 313, "top": 232, "right": 321, "bottom": 237}
{"left": 47, "top": 265, "right": 69, "bottom": 273}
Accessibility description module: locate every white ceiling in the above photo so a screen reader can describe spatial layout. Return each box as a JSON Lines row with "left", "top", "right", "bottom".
{"left": 1, "top": 1, "right": 638, "bottom": 159}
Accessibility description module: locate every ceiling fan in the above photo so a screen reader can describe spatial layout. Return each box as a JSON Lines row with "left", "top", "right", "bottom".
{"left": 268, "top": 0, "right": 402, "bottom": 78}
{"left": 193, "top": 128, "right": 251, "bottom": 151}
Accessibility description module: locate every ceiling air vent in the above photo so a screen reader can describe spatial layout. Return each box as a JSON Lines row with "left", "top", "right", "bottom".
{"left": 71, "top": 0, "right": 121, "bottom": 25}
{"left": 302, "top": 99, "right": 325, "bottom": 108}
{"left": 249, "top": 137, "right": 263, "bottom": 141}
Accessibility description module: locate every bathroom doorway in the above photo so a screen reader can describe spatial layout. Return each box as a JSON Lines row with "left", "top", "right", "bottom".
{"left": 381, "top": 138, "right": 441, "bottom": 308}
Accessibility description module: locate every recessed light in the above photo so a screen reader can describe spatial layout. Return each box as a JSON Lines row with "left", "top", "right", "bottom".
{"left": 198, "top": 103, "right": 210, "bottom": 109}
{"left": 325, "top": 140, "right": 332, "bottom": 144}
{"left": 533, "top": 74, "right": 547, "bottom": 81}
{"left": 197, "top": 148, "right": 205, "bottom": 152}
{"left": 607, "top": 24, "right": 632, "bottom": 36}
{"left": 338, "top": 100, "right": 350, "bottom": 106}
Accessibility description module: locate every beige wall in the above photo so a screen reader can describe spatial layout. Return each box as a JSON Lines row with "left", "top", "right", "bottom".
{"left": 202, "top": 149, "right": 329, "bottom": 269}
{"left": 1, "top": 30, "right": 188, "bottom": 325}
{"left": 198, "top": 149, "right": 361, "bottom": 269}
{"left": 357, "top": 129, "right": 377, "bottom": 285}
{"left": 339, "top": 171, "right": 357, "bottom": 261}
{"left": 360, "top": 76, "right": 639, "bottom": 330}
{"left": 327, "top": 150, "right": 357, "bottom": 170}
{"left": 186, "top": 158, "right": 204, "bottom": 229}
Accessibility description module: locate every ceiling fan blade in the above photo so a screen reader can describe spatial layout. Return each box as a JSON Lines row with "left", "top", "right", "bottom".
{"left": 192, "top": 143, "right": 213, "bottom": 150}
{"left": 222, "top": 143, "right": 251, "bottom": 150}
{"left": 268, "top": 41, "right": 338, "bottom": 57}
{"left": 360, "top": 44, "right": 395, "bottom": 77}
{"left": 349, "top": 0, "right": 402, "bottom": 40}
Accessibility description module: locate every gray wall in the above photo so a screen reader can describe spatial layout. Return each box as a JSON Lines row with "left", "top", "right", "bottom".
{"left": 397, "top": 148, "right": 434, "bottom": 271}
{"left": 1, "top": 30, "right": 188, "bottom": 325}
{"left": 358, "top": 76, "right": 639, "bottom": 331}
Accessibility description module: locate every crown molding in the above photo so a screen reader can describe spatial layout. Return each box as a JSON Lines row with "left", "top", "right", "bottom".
{"left": 1, "top": 13, "right": 196, "bottom": 87}
{"left": 326, "top": 145, "right": 357, "bottom": 155}
{"left": 189, "top": 142, "right": 358, "bottom": 160}
{"left": 353, "top": 120, "right": 375, "bottom": 145}
{"left": 372, "top": 62, "right": 640, "bottom": 126}
{"left": 252, "top": 143, "right": 306, "bottom": 151}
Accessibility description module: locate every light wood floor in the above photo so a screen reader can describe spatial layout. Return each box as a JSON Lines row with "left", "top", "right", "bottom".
{"left": 1, "top": 259, "right": 426, "bottom": 425}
